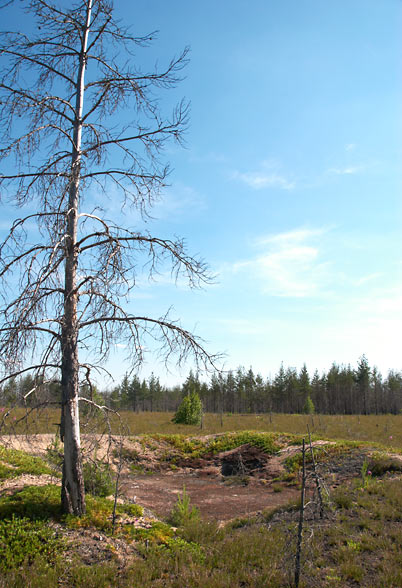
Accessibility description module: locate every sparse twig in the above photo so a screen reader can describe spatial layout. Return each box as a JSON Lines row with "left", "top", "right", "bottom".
{"left": 112, "top": 433, "right": 124, "bottom": 535}
{"left": 295, "top": 438, "right": 306, "bottom": 588}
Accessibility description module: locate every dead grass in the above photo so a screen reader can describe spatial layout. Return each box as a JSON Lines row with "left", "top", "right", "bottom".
{"left": 2, "top": 409, "right": 402, "bottom": 449}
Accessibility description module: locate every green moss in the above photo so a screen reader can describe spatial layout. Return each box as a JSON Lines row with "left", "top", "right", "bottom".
{"left": 0, "top": 484, "right": 61, "bottom": 520}
{"left": 151, "top": 431, "right": 282, "bottom": 461}
{"left": 206, "top": 431, "right": 281, "bottom": 455}
{"left": 0, "top": 446, "right": 56, "bottom": 478}
{"left": 65, "top": 495, "right": 143, "bottom": 532}
{"left": 0, "top": 462, "right": 15, "bottom": 479}
{"left": 129, "top": 520, "right": 174, "bottom": 543}
{"left": 119, "top": 502, "right": 143, "bottom": 518}
{"left": 0, "top": 482, "right": 143, "bottom": 538}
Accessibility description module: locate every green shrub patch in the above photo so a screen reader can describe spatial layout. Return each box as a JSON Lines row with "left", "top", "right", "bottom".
{"left": 0, "top": 515, "right": 64, "bottom": 571}
{"left": 0, "top": 485, "right": 61, "bottom": 520}
{"left": 0, "top": 446, "right": 55, "bottom": 478}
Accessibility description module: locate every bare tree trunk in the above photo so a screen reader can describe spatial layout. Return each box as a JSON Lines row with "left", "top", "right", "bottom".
{"left": 60, "top": 0, "right": 93, "bottom": 516}
{"left": 307, "top": 426, "right": 324, "bottom": 519}
{"left": 112, "top": 434, "right": 124, "bottom": 535}
{"left": 295, "top": 439, "right": 306, "bottom": 588}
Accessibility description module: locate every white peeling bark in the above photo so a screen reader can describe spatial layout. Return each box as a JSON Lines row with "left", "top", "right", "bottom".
{"left": 60, "top": 0, "right": 93, "bottom": 516}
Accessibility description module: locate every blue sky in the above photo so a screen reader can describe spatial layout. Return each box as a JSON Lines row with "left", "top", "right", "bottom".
{"left": 2, "top": 0, "right": 402, "bottom": 385}
{"left": 115, "top": 0, "right": 402, "bottom": 383}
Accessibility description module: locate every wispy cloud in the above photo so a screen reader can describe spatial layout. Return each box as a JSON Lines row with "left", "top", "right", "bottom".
{"left": 345, "top": 143, "right": 356, "bottom": 152}
{"left": 232, "top": 227, "right": 330, "bottom": 298}
{"left": 232, "top": 160, "right": 295, "bottom": 191}
{"left": 353, "top": 272, "right": 383, "bottom": 287}
{"left": 328, "top": 165, "right": 365, "bottom": 176}
{"left": 233, "top": 170, "right": 295, "bottom": 190}
{"left": 255, "top": 227, "right": 326, "bottom": 247}
{"left": 358, "top": 287, "right": 402, "bottom": 315}
{"left": 155, "top": 182, "right": 207, "bottom": 218}
{"left": 323, "top": 285, "right": 402, "bottom": 370}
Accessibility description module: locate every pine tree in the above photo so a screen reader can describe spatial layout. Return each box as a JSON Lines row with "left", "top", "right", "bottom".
{"left": 172, "top": 391, "right": 203, "bottom": 425}
{"left": 355, "top": 355, "right": 371, "bottom": 415}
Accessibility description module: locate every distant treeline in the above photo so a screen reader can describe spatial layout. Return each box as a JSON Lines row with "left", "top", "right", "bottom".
{"left": 1, "top": 356, "right": 402, "bottom": 415}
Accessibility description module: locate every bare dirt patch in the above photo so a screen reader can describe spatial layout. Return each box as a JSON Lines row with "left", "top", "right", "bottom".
{"left": 0, "top": 473, "right": 59, "bottom": 496}
{"left": 121, "top": 472, "right": 297, "bottom": 521}
{"left": 119, "top": 441, "right": 346, "bottom": 522}
{"left": 0, "top": 434, "right": 383, "bottom": 523}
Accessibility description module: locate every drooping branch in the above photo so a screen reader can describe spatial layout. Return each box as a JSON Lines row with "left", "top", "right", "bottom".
{"left": 0, "top": 363, "right": 60, "bottom": 386}
{"left": 76, "top": 230, "right": 211, "bottom": 285}
{"left": 0, "top": 83, "right": 75, "bottom": 121}
{"left": 1, "top": 49, "right": 75, "bottom": 85}
{"left": 79, "top": 311, "right": 220, "bottom": 371}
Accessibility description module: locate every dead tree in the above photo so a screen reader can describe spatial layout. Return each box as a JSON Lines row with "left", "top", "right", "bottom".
{"left": 294, "top": 439, "right": 306, "bottom": 588}
{"left": 307, "top": 426, "right": 325, "bottom": 519}
{"left": 0, "top": 0, "right": 217, "bottom": 515}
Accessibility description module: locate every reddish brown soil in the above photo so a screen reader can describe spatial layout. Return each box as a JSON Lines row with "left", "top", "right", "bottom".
{"left": 119, "top": 441, "right": 385, "bottom": 522}
{"left": 120, "top": 443, "right": 317, "bottom": 522}
{"left": 121, "top": 472, "right": 298, "bottom": 521}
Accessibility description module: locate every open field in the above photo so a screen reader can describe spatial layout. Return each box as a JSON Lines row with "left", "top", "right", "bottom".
{"left": 2, "top": 409, "right": 402, "bottom": 448}
{"left": 121, "top": 412, "right": 402, "bottom": 448}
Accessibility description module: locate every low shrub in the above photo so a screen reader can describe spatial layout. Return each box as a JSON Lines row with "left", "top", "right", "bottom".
{"left": 223, "top": 475, "right": 250, "bottom": 486}
{"left": 130, "top": 463, "right": 146, "bottom": 475}
{"left": 272, "top": 483, "right": 283, "bottom": 493}
{"left": 45, "top": 436, "right": 64, "bottom": 471}
{"left": 112, "top": 446, "right": 140, "bottom": 462}
{"left": 368, "top": 454, "right": 402, "bottom": 477}
{"left": 66, "top": 495, "right": 143, "bottom": 533}
{"left": 333, "top": 487, "right": 354, "bottom": 509}
{"left": 69, "top": 562, "right": 122, "bottom": 588}
{"left": 0, "top": 515, "right": 64, "bottom": 571}
{"left": 167, "top": 487, "right": 200, "bottom": 527}
{"left": 0, "top": 484, "right": 61, "bottom": 520}
{"left": 0, "top": 446, "right": 55, "bottom": 478}
{"left": 150, "top": 535, "right": 206, "bottom": 564}
{"left": 83, "top": 461, "right": 114, "bottom": 497}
